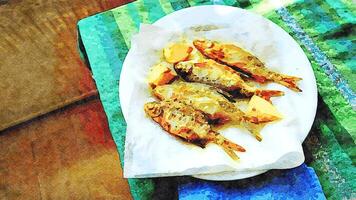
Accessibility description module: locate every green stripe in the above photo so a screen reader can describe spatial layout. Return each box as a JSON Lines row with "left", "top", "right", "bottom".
{"left": 340, "top": 0, "right": 356, "bottom": 13}
{"left": 100, "top": 12, "right": 129, "bottom": 79}
{"left": 316, "top": 0, "right": 348, "bottom": 25}
{"left": 321, "top": 23, "right": 355, "bottom": 40}
{"left": 78, "top": 15, "right": 155, "bottom": 200}
{"left": 316, "top": 98, "right": 356, "bottom": 163}
{"left": 170, "top": 0, "right": 191, "bottom": 11}
{"left": 305, "top": 40, "right": 356, "bottom": 141}
{"left": 325, "top": 0, "right": 356, "bottom": 23}
{"left": 78, "top": 20, "right": 120, "bottom": 144}
{"left": 320, "top": 39, "right": 356, "bottom": 91}
{"left": 133, "top": 0, "right": 151, "bottom": 23}
{"left": 287, "top": 0, "right": 339, "bottom": 36}
{"left": 88, "top": 11, "right": 128, "bottom": 162}
{"left": 285, "top": 1, "right": 356, "bottom": 91}
{"left": 111, "top": 6, "right": 139, "bottom": 47}
{"left": 187, "top": 0, "right": 213, "bottom": 6}
{"left": 249, "top": 0, "right": 263, "bottom": 5}
{"left": 304, "top": 121, "right": 355, "bottom": 199}
{"left": 345, "top": 58, "right": 356, "bottom": 71}
{"left": 331, "top": 58, "right": 356, "bottom": 91}
{"left": 143, "top": 0, "right": 167, "bottom": 22}
{"left": 318, "top": 38, "right": 356, "bottom": 91}
{"left": 223, "top": 0, "right": 239, "bottom": 7}
{"left": 323, "top": 35, "right": 355, "bottom": 51}
{"left": 237, "top": 0, "right": 251, "bottom": 8}
{"left": 159, "top": 0, "right": 175, "bottom": 14}
{"left": 124, "top": 3, "right": 143, "bottom": 28}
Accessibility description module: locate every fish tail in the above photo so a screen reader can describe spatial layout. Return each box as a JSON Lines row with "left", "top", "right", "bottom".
{"left": 209, "top": 132, "right": 245, "bottom": 160}
{"left": 275, "top": 75, "right": 302, "bottom": 92}
{"left": 253, "top": 70, "right": 302, "bottom": 92}
{"left": 255, "top": 89, "right": 284, "bottom": 101}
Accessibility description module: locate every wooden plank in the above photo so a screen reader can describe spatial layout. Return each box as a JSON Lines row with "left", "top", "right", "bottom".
{"left": 0, "top": 98, "right": 132, "bottom": 199}
{"left": 0, "top": 0, "right": 130, "bottom": 131}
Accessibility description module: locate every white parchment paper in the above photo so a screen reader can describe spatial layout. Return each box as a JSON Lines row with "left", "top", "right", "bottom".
{"left": 123, "top": 23, "right": 307, "bottom": 178}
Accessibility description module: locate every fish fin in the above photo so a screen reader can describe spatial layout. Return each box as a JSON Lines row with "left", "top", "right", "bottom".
{"left": 214, "top": 87, "right": 236, "bottom": 103}
{"left": 244, "top": 114, "right": 280, "bottom": 124}
{"left": 222, "top": 146, "right": 240, "bottom": 160}
{"left": 208, "top": 131, "right": 245, "bottom": 160}
{"left": 213, "top": 133, "right": 246, "bottom": 152}
{"left": 251, "top": 129, "right": 263, "bottom": 142}
{"left": 223, "top": 140, "right": 246, "bottom": 152}
{"left": 242, "top": 122, "right": 264, "bottom": 141}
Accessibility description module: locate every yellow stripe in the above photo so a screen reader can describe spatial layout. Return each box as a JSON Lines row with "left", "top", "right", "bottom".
{"left": 159, "top": 0, "right": 175, "bottom": 14}
{"left": 112, "top": 8, "right": 139, "bottom": 48}
{"left": 250, "top": 0, "right": 295, "bottom": 15}
{"left": 135, "top": 0, "right": 151, "bottom": 23}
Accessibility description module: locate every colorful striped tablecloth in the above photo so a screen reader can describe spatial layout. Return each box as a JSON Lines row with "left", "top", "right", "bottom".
{"left": 77, "top": 0, "right": 356, "bottom": 199}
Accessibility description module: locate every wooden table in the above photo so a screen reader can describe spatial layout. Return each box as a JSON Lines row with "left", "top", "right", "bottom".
{"left": 0, "top": 0, "right": 133, "bottom": 199}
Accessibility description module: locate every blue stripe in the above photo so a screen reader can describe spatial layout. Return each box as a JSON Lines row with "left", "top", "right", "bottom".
{"left": 276, "top": 7, "right": 356, "bottom": 109}
{"left": 98, "top": 13, "right": 129, "bottom": 81}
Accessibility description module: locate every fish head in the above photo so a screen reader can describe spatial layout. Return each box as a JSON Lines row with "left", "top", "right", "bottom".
{"left": 173, "top": 61, "right": 194, "bottom": 81}
{"left": 193, "top": 39, "right": 214, "bottom": 51}
{"left": 144, "top": 102, "right": 163, "bottom": 118}
{"left": 152, "top": 84, "right": 174, "bottom": 100}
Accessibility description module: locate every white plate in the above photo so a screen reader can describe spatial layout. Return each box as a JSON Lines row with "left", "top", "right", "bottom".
{"left": 120, "top": 5, "right": 317, "bottom": 180}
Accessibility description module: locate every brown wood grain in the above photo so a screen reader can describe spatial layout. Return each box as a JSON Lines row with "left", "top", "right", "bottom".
{"left": 0, "top": 1, "right": 134, "bottom": 198}
{"left": 0, "top": 97, "right": 132, "bottom": 200}
{"left": 0, "top": 0, "right": 131, "bottom": 131}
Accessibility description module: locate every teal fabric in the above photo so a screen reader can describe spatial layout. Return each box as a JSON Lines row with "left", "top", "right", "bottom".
{"left": 77, "top": 0, "right": 356, "bottom": 199}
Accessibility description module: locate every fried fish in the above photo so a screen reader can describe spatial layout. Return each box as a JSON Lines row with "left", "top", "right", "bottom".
{"left": 144, "top": 100, "right": 245, "bottom": 160}
{"left": 153, "top": 82, "right": 274, "bottom": 141}
{"left": 174, "top": 59, "right": 284, "bottom": 100}
{"left": 193, "top": 39, "right": 302, "bottom": 92}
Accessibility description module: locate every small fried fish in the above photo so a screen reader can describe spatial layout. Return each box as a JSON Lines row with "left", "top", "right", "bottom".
{"left": 193, "top": 39, "right": 302, "bottom": 92}
{"left": 174, "top": 59, "right": 284, "bottom": 100}
{"left": 153, "top": 82, "right": 273, "bottom": 141}
{"left": 144, "top": 100, "right": 245, "bottom": 160}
